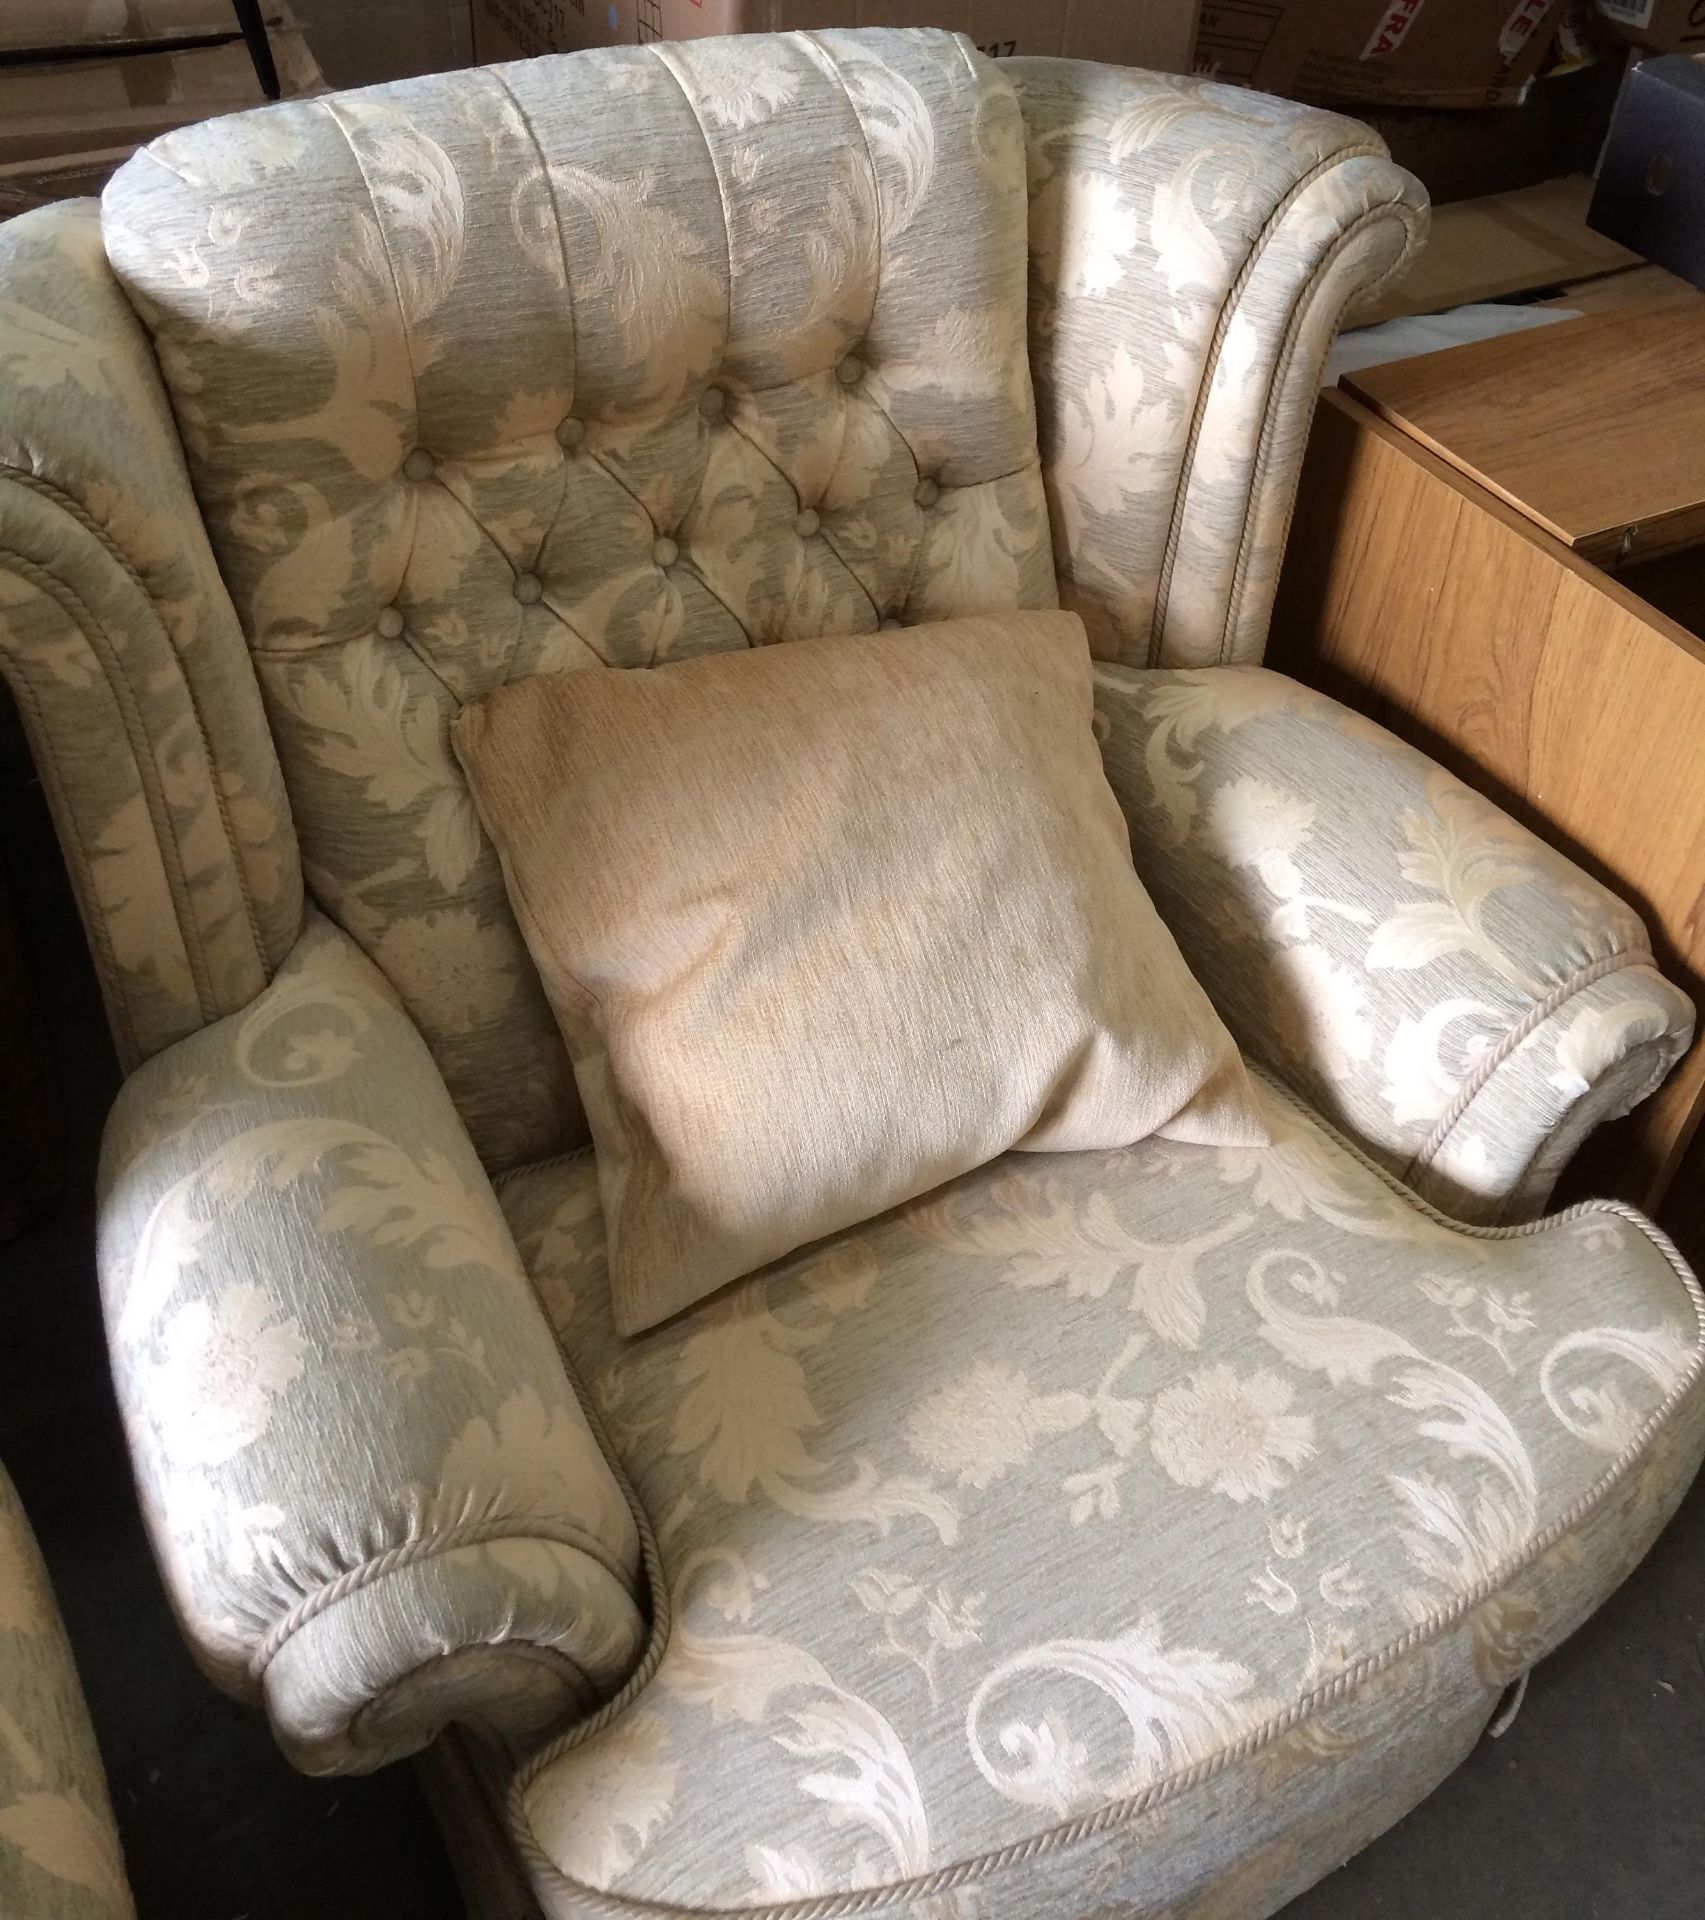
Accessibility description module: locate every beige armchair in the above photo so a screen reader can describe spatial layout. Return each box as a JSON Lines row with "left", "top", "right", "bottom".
{"left": 1, "top": 29, "right": 1700, "bottom": 1918}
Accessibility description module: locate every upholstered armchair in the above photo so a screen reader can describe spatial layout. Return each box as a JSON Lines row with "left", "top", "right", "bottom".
{"left": 0, "top": 1461, "right": 134, "bottom": 1918}
{"left": 1, "top": 29, "right": 1700, "bottom": 1918}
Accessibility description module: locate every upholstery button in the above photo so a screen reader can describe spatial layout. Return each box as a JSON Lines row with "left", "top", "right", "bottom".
{"left": 699, "top": 386, "right": 726, "bottom": 420}
{"left": 913, "top": 477, "right": 941, "bottom": 509}
{"left": 402, "top": 447, "right": 435, "bottom": 482}
{"left": 652, "top": 535, "right": 679, "bottom": 569}
{"left": 375, "top": 605, "right": 405, "bottom": 639}
{"left": 556, "top": 417, "right": 585, "bottom": 452}
{"left": 880, "top": 616, "right": 904, "bottom": 630}
{"left": 512, "top": 571, "right": 545, "bottom": 606}
{"left": 835, "top": 355, "right": 864, "bottom": 386}
{"left": 794, "top": 507, "right": 820, "bottom": 538}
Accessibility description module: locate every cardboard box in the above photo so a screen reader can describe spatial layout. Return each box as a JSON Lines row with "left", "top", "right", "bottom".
{"left": 0, "top": 11, "right": 319, "bottom": 191}
{"left": 472, "top": 0, "right": 1200, "bottom": 74}
{"left": 0, "top": 1, "right": 237, "bottom": 54}
{"left": 1363, "top": 56, "right": 1622, "bottom": 201}
{"left": 1194, "top": 0, "right": 1566, "bottom": 107}
{"left": 1357, "top": 172, "right": 1640, "bottom": 321}
{"left": 1595, "top": 0, "right": 1705, "bottom": 50}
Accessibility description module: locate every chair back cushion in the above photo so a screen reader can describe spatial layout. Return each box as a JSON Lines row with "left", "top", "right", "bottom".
{"left": 101, "top": 28, "right": 1055, "bottom": 1167}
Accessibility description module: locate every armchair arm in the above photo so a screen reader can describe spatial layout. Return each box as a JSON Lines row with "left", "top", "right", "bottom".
{"left": 0, "top": 202, "right": 301, "bottom": 1068}
{"left": 95, "top": 911, "right": 646, "bottom": 1775}
{"left": 1009, "top": 61, "right": 1426, "bottom": 670}
{"left": 1094, "top": 665, "right": 1695, "bottom": 1221}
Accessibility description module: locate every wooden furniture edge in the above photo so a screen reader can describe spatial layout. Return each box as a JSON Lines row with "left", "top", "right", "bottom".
{"left": 1299, "top": 390, "right": 1705, "bottom": 664}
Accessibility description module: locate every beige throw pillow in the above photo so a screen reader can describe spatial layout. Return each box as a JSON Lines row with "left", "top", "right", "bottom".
{"left": 454, "top": 613, "right": 1264, "bottom": 1333}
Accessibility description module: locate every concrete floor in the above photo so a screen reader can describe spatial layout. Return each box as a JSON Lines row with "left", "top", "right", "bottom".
{"left": 2, "top": 723, "right": 1703, "bottom": 1919}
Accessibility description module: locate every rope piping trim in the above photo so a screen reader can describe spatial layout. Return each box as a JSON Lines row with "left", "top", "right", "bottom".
{"left": 250, "top": 1514, "right": 643, "bottom": 1679}
{"left": 1215, "top": 195, "right": 1423, "bottom": 664}
{"left": 1147, "top": 139, "right": 1387, "bottom": 668}
{"left": 1220, "top": 194, "right": 1426, "bottom": 672}
{"left": 0, "top": 636, "right": 143, "bottom": 1069}
{"left": 3, "top": 466, "right": 278, "bottom": 990}
{"left": 500, "top": 1071, "right": 1705, "bottom": 1919}
{"left": 1403, "top": 949, "right": 1650, "bottom": 1181}
{"left": 0, "top": 535, "right": 220, "bottom": 1031}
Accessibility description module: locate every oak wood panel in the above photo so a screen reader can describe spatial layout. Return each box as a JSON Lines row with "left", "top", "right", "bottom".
{"left": 1357, "top": 175, "right": 1639, "bottom": 327}
{"left": 1540, "top": 263, "right": 1701, "bottom": 317}
{"left": 1271, "top": 390, "right": 1705, "bottom": 1211}
{"left": 1342, "top": 301, "right": 1705, "bottom": 567}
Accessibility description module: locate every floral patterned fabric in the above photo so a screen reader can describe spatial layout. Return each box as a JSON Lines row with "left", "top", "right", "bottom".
{"left": 83, "top": 36, "right": 1430, "bottom": 1175}
{"left": 1093, "top": 665, "right": 1695, "bottom": 1222}
{"left": 498, "top": 1079, "right": 1705, "bottom": 1919}
{"left": 95, "top": 911, "right": 646, "bottom": 1776}
{"left": 0, "top": 201, "right": 302, "bottom": 1070}
{"left": 98, "top": 29, "right": 1058, "bottom": 1173}
{"left": 0, "top": 1462, "right": 135, "bottom": 1920}
{"left": 1010, "top": 62, "right": 1426, "bottom": 671}
{"left": 3, "top": 27, "right": 1699, "bottom": 1918}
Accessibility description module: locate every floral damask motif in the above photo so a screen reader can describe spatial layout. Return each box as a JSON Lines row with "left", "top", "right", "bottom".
{"left": 966, "top": 1618, "right": 1276, "bottom": 1814}
{"left": 1148, "top": 1363, "right": 1316, "bottom": 1505}
{"left": 1365, "top": 773, "right": 1558, "bottom": 994}
{"left": 906, "top": 1169, "right": 1253, "bottom": 1349}
{"left": 7, "top": 32, "right": 1701, "bottom": 1920}
{"left": 1096, "top": 664, "right": 1693, "bottom": 1221}
{"left": 595, "top": 1263, "right": 958, "bottom": 1547}
{"left": 0, "top": 1792, "right": 133, "bottom": 1919}
{"left": 522, "top": 1707, "right": 679, "bottom": 1887}
{"left": 94, "top": 916, "right": 645, "bottom": 1768}
{"left": 850, "top": 1569, "right": 984, "bottom": 1705}
{"left": 505, "top": 1077, "right": 1705, "bottom": 1911}
{"left": 646, "top": 1551, "right": 934, "bottom": 1891}
{"left": 82, "top": 26, "right": 1058, "bottom": 1173}
{"left": 904, "top": 1362, "right": 1090, "bottom": 1490}
{"left": 142, "top": 1284, "right": 306, "bottom": 1471}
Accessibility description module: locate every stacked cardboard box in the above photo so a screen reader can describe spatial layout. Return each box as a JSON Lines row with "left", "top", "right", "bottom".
{"left": 0, "top": 2, "right": 322, "bottom": 217}
{"left": 1195, "top": 0, "right": 1566, "bottom": 109}
{"left": 1595, "top": 0, "right": 1705, "bottom": 53}
{"left": 471, "top": 0, "right": 1580, "bottom": 106}
{"left": 472, "top": 0, "right": 1202, "bottom": 71}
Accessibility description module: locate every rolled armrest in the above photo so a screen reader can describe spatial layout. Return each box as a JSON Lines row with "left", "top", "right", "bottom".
{"left": 1095, "top": 664, "right": 1695, "bottom": 1220}
{"left": 96, "top": 911, "right": 646, "bottom": 1774}
{"left": 1009, "top": 60, "right": 1426, "bottom": 670}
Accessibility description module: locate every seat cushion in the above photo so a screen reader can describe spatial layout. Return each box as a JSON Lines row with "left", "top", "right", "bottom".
{"left": 0, "top": 1464, "right": 134, "bottom": 1920}
{"left": 495, "top": 1081, "right": 1705, "bottom": 1920}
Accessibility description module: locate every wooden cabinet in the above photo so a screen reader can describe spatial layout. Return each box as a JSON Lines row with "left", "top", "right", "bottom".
{"left": 1271, "top": 311, "right": 1705, "bottom": 1240}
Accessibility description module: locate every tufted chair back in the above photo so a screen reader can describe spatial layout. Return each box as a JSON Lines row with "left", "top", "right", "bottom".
{"left": 102, "top": 28, "right": 1057, "bottom": 1168}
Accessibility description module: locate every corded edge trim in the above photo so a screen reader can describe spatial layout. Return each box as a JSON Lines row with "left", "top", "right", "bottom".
{"left": 1404, "top": 949, "right": 1649, "bottom": 1181}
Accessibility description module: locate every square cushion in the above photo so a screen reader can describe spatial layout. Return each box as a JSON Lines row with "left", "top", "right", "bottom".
{"left": 454, "top": 613, "right": 1263, "bottom": 1331}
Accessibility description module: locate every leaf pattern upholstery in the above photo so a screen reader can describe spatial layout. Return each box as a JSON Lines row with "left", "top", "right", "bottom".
{"left": 96, "top": 912, "right": 646, "bottom": 1775}
{"left": 0, "top": 27, "right": 1699, "bottom": 1920}
{"left": 496, "top": 1082, "right": 1705, "bottom": 1917}
{"left": 1093, "top": 665, "right": 1695, "bottom": 1221}
{"left": 0, "top": 203, "right": 301, "bottom": 1068}
{"left": 1011, "top": 62, "right": 1426, "bottom": 670}
{"left": 99, "top": 31, "right": 1057, "bottom": 1171}
{"left": 0, "top": 1463, "right": 135, "bottom": 1919}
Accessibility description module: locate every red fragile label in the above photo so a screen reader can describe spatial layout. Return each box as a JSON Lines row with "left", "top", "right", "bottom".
{"left": 1361, "top": 0, "right": 1427, "bottom": 59}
